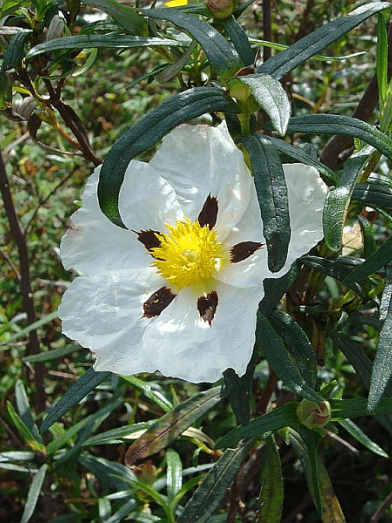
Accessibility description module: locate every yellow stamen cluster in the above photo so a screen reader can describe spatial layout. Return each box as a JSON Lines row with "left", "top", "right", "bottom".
{"left": 151, "top": 218, "right": 223, "bottom": 290}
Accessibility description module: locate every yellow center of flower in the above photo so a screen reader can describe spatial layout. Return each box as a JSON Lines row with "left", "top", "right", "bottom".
{"left": 151, "top": 218, "right": 223, "bottom": 290}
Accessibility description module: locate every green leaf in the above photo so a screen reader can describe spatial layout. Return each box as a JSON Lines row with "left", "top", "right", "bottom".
{"left": 142, "top": 8, "right": 242, "bottom": 78}
{"left": 257, "top": 436, "right": 284, "bottom": 523}
{"left": 338, "top": 419, "right": 388, "bottom": 457}
{"left": 0, "top": 310, "right": 58, "bottom": 348}
{"left": 377, "top": 11, "right": 390, "bottom": 105}
{"left": 257, "top": 2, "right": 392, "bottom": 79}
{"left": 358, "top": 215, "right": 377, "bottom": 258}
{"left": 330, "top": 397, "right": 392, "bottom": 419}
{"left": 102, "top": 499, "right": 137, "bottom": 523}
{"left": 125, "top": 387, "right": 224, "bottom": 466}
{"left": 82, "top": 422, "right": 154, "bottom": 447}
{"left": 241, "top": 134, "right": 290, "bottom": 272}
{"left": 121, "top": 375, "right": 173, "bottom": 412}
{"left": 259, "top": 264, "right": 299, "bottom": 318}
{"left": 27, "top": 34, "right": 187, "bottom": 59}
{"left": 1, "top": 30, "right": 30, "bottom": 73}
{"left": 224, "top": 349, "right": 256, "bottom": 426}
{"left": 85, "top": 0, "right": 146, "bottom": 34}
{"left": 270, "top": 310, "right": 318, "bottom": 388}
{"left": 343, "top": 235, "right": 392, "bottom": 285}
{"left": 267, "top": 136, "right": 338, "bottom": 186}
{"left": 323, "top": 147, "right": 372, "bottom": 251}
{"left": 216, "top": 402, "right": 300, "bottom": 449}
{"left": 221, "top": 16, "right": 254, "bottom": 67}
{"left": 166, "top": 449, "right": 182, "bottom": 501}
{"left": 284, "top": 114, "right": 392, "bottom": 163}
{"left": 15, "top": 380, "right": 42, "bottom": 443}
{"left": 368, "top": 266, "right": 392, "bottom": 410}
{"left": 177, "top": 441, "right": 252, "bottom": 523}
{"left": 79, "top": 452, "right": 136, "bottom": 491}
{"left": 98, "top": 86, "right": 239, "bottom": 227}
{"left": 353, "top": 181, "right": 392, "bottom": 212}
{"left": 40, "top": 368, "right": 111, "bottom": 433}
{"left": 7, "top": 402, "right": 45, "bottom": 453}
{"left": 233, "top": 75, "right": 291, "bottom": 135}
{"left": 256, "top": 312, "right": 322, "bottom": 402}
{"left": 20, "top": 464, "right": 48, "bottom": 523}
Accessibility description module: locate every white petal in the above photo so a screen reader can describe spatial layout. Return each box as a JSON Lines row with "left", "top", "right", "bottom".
{"left": 142, "top": 283, "right": 264, "bottom": 382}
{"left": 58, "top": 268, "right": 166, "bottom": 374}
{"left": 149, "top": 123, "right": 252, "bottom": 239}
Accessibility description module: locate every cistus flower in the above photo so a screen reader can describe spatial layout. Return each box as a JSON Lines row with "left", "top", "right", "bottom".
{"left": 58, "top": 123, "right": 327, "bottom": 383}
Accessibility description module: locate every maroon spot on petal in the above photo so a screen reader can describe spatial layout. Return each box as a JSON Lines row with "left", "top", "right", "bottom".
{"left": 134, "top": 229, "right": 161, "bottom": 253}
{"left": 143, "top": 286, "right": 177, "bottom": 318}
{"left": 197, "top": 290, "right": 218, "bottom": 325}
{"left": 197, "top": 194, "right": 218, "bottom": 229}
{"left": 230, "top": 241, "right": 263, "bottom": 263}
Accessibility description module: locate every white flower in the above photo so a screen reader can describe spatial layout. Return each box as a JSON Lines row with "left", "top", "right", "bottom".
{"left": 58, "top": 123, "right": 328, "bottom": 383}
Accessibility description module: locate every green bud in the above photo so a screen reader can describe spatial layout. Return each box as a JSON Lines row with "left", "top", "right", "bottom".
{"left": 207, "top": 0, "right": 236, "bottom": 19}
{"left": 296, "top": 399, "right": 331, "bottom": 430}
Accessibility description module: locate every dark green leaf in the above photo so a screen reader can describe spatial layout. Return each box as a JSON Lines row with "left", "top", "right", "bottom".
{"left": 233, "top": 74, "right": 290, "bottom": 135}
{"left": 20, "top": 464, "right": 48, "bottom": 523}
{"left": 98, "top": 87, "right": 239, "bottom": 227}
{"left": 241, "top": 134, "right": 290, "bottom": 272}
{"left": 358, "top": 215, "right": 377, "bottom": 258}
{"left": 343, "top": 235, "right": 392, "bottom": 284}
{"left": 257, "top": 436, "right": 284, "bottom": 523}
{"left": 331, "top": 396, "right": 392, "bottom": 419}
{"left": 284, "top": 114, "right": 392, "bottom": 163}
{"left": 85, "top": 0, "right": 146, "bottom": 34}
{"left": 27, "top": 34, "right": 187, "bottom": 59}
{"left": 221, "top": 16, "right": 254, "bottom": 66}
{"left": 15, "top": 380, "right": 42, "bottom": 443}
{"left": 125, "top": 387, "right": 223, "bottom": 465}
{"left": 353, "top": 181, "right": 392, "bottom": 212}
{"left": 215, "top": 402, "right": 299, "bottom": 449}
{"left": 323, "top": 148, "right": 372, "bottom": 251}
{"left": 224, "top": 349, "right": 256, "bottom": 426}
{"left": 267, "top": 136, "right": 338, "bottom": 186}
{"left": 142, "top": 8, "right": 242, "bottom": 77}
{"left": 256, "top": 312, "right": 322, "bottom": 402}
{"left": 259, "top": 264, "right": 299, "bottom": 318}
{"left": 79, "top": 452, "right": 136, "bottom": 491}
{"left": 177, "top": 441, "right": 252, "bottom": 523}
{"left": 377, "top": 11, "right": 390, "bottom": 105}
{"left": 1, "top": 30, "right": 30, "bottom": 73}
{"left": 257, "top": 2, "right": 391, "bottom": 79}
{"left": 270, "top": 310, "right": 318, "bottom": 388}
{"left": 40, "top": 368, "right": 111, "bottom": 433}
{"left": 338, "top": 419, "right": 388, "bottom": 457}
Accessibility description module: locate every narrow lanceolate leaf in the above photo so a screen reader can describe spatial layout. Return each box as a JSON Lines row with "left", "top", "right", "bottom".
{"left": 20, "top": 464, "right": 48, "bottom": 523}
{"left": 6, "top": 402, "right": 45, "bottom": 453}
{"left": 267, "top": 136, "right": 337, "bottom": 186}
{"left": 377, "top": 11, "right": 390, "bottom": 105}
{"left": 358, "top": 215, "right": 377, "bottom": 259}
{"left": 224, "top": 350, "right": 256, "bottom": 426}
{"left": 270, "top": 310, "right": 318, "bottom": 388}
{"left": 368, "top": 266, "right": 392, "bottom": 410}
{"left": 343, "top": 235, "right": 392, "bottom": 284}
{"left": 257, "top": 2, "right": 391, "bottom": 79}
{"left": 338, "top": 419, "right": 388, "bottom": 457}
{"left": 330, "top": 397, "right": 392, "bottom": 419}
{"left": 1, "top": 30, "right": 30, "bottom": 72}
{"left": 85, "top": 0, "right": 146, "bottom": 34}
{"left": 98, "top": 87, "right": 239, "bottom": 227}
{"left": 285, "top": 114, "right": 392, "bottom": 163}
{"left": 256, "top": 312, "right": 322, "bottom": 402}
{"left": 221, "top": 16, "right": 254, "bottom": 67}
{"left": 257, "top": 436, "right": 284, "bottom": 523}
{"left": 166, "top": 449, "right": 183, "bottom": 501}
{"left": 177, "top": 441, "right": 251, "bottom": 523}
{"left": 40, "top": 367, "right": 111, "bottom": 433}
{"left": 27, "top": 35, "right": 187, "bottom": 58}
{"left": 142, "top": 8, "right": 242, "bottom": 77}
{"left": 323, "top": 148, "right": 372, "bottom": 251}
{"left": 241, "top": 134, "right": 290, "bottom": 272}
{"left": 15, "top": 380, "right": 42, "bottom": 443}
{"left": 232, "top": 75, "right": 290, "bottom": 135}
{"left": 353, "top": 181, "right": 392, "bottom": 212}
{"left": 125, "top": 387, "right": 223, "bottom": 466}
{"left": 216, "top": 402, "right": 300, "bottom": 449}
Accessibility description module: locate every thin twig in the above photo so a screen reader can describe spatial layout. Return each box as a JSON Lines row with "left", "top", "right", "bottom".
{"left": 262, "top": 0, "right": 271, "bottom": 62}
{"left": 370, "top": 490, "right": 392, "bottom": 523}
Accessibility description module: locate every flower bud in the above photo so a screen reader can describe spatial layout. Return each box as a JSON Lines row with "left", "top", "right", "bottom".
{"left": 207, "top": 0, "right": 236, "bottom": 19}
{"left": 296, "top": 399, "right": 331, "bottom": 430}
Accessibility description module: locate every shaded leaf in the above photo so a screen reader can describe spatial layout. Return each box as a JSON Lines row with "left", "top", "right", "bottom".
{"left": 15, "top": 380, "right": 42, "bottom": 443}
{"left": 40, "top": 367, "right": 111, "bottom": 433}
{"left": 256, "top": 312, "right": 322, "bottom": 402}
{"left": 221, "top": 16, "right": 254, "bottom": 66}
{"left": 85, "top": 0, "right": 146, "bottom": 34}
{"left": 241, "top": 134, "right": 290, "bottom": 272}
{"left": 7, "top": 402, "right": 45, "bottom": 453}
{"left": 216, "top": 402, "right": 300, "bottom": 449}
{"left": 338, "top": 419, "right": 388, "bottom": 457}
{"left": 257, "top": 436, "right": 283, "bottom": 523}
{"left": 224, "top": 349, "right": 256, "bottom": 426}
{"left": 125, "top": 387, "right": 223, "bottom": 465}
{"left": 177, "top": 441, "right": 252, "bottom": 523}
